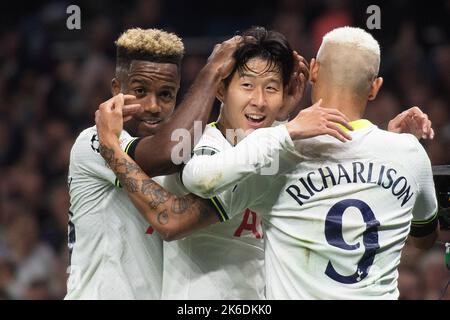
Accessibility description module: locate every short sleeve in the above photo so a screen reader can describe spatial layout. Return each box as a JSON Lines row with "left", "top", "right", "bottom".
{"left": 409, "top": 143, "right": 439, "bottom": 237}
{"left": 183, "top": 124, "right": 295, "bottom": 198}
{"left": 70, "top": 127, "right": 139, "bottom": 186}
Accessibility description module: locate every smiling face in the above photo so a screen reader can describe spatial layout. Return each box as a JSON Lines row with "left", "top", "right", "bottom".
{"left": 218, "top": 57, "right": 285, "bottom": 135}
{"left": 112, "top": 60, "right": 180, "bottom": 137}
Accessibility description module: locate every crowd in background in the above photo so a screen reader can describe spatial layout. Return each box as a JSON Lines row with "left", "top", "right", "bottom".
{"left": 0, "top": 0, "right": 449, "bottom": 299}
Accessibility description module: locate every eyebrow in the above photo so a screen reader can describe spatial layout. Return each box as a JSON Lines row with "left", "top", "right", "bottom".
{"left": 130, "top": 78, "right": 177, "bottom": 90}
{"left": 240, "top": 72, "right": 282, "bottom": 83}
{"left": 130, "top": 78, "right": 145, "bottom": 85}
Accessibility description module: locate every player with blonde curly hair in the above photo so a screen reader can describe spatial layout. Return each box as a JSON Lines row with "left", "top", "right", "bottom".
{"left": 66, "top": 28, "right": 240, "bottom": 299}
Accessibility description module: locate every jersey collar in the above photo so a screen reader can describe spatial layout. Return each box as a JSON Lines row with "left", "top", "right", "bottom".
{"left": 338, "top": 119, "right": 373, "bottom": 133}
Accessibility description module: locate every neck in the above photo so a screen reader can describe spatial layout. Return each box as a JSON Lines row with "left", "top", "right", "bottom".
{"left": 216, "top": 111, "right": 248, "bottom": 146}
{"left": 313, "top": 89, "right": 366, "bottom": 121}
{"left": 216, "top": 111, "right": 238, "bottom": 145}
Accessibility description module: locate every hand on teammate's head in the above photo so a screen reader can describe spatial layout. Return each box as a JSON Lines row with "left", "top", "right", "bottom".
{"left": 280, "top": 51, "right": 310, "bottom": 121}
{"left": 207, "top": 36, "right": 243, "bottom": 80}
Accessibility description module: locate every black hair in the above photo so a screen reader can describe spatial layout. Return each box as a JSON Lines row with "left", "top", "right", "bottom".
{"left": 116, "top": 47, "right": 182, "bottom": 69}
{"left": 224, "top": 26, "right": 294, "bottom": 87}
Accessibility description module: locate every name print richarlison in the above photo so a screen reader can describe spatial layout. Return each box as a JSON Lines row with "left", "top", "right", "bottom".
{"left": 286, "top": 161, "right": 414, "bottom": 207}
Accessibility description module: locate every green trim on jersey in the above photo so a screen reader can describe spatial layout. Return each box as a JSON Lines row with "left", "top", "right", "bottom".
{"left": 410, "top": 210, "right": 439, "bottom": 237}
{"left": 411, "top": 210, "right": 438, "bottom": 225}
{"left": 209, "top": 122, "right": 218, "bottom": 128}
{"left": 124, "top": 138, "right": 136, "bottom": 154}
{"left": 210, "top": 196, "right": 229, "bottom": 222}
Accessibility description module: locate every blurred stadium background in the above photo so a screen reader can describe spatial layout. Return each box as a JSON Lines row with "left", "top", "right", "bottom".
{"left": 0, "top": 0, "right": 448, "bottom": 300}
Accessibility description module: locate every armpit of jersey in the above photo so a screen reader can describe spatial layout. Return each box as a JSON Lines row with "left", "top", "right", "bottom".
{"left": 410, "top": 211, "right": 439, "bottom": 237}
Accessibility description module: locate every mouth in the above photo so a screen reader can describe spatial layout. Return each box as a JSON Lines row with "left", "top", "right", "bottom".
{"left": 140, "top": 118, "right": 163, "bottom": 130}
{"left": 141, "top": 118, "right": 163, "bottom": 125}
{"left": 245, "top": 114, "right": 266, "bottom": 127}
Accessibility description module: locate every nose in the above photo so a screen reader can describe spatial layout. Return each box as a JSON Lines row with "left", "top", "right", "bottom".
{"left": 142, "top": 93, "right": 161, "bottom": 114}
{"left": 249, "top": 87, "right": 266, "bottom": 109}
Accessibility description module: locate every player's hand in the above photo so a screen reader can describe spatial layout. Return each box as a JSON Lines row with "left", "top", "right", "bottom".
{"left": 278, "top": 51, "right": 309, "bottom": 121}
{"left": 206, "top": 36, "right": 243, "bottom": 79}
{"left": 95, "top": 94, "right": 141, "bottom": 146}
{"left": 387, "top": 106, "right": 434, "bottom": 140}
{"left": 285, "top": 99, "right": 354, "bottom": 142}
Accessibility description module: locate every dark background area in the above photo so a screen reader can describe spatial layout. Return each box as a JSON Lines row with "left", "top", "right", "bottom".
{"left": 0, "top": 0, "right": 449, "bottom": 299}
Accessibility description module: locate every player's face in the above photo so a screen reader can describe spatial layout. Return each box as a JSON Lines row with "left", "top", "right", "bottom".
{"left": 119, "top": 60, "right": 180, "bottom": 137}
{"left": 220, "top": 58, "right": 284, "bottom": 133}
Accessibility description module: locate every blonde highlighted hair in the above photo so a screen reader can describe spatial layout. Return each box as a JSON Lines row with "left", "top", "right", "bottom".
{"left": 115, "top": 28, "right": 184, "bottom": 67}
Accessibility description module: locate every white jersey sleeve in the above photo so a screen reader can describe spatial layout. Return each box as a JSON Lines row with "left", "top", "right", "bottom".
{"left": 182, "top": 124, "right": 295, "bottom": 199}
{"left": 406, "top": 137, "right": 439, "bottom": 236}
{"left": 66, "top": 126, "right": 163, "bottom": 300}
{"left": 70, "top": 126, "right": 139, "bottom": 186}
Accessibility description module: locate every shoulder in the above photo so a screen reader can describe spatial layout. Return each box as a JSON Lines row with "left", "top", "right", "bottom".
{"left": 368, "top": 127, "right": 425, "bottom": 155}
{"left": 193, "top": 122, "right": 228, "bottom": 155}
{"left": 71, "top": 126, "right": 100, "bottom": 158}
{"left": 367, "top": 128, "right": 432, "bottom": 181}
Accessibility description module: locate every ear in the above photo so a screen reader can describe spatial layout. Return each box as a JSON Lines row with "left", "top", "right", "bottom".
{"left": 111, "top": 78, "right": 121, "bottom": 96}
{"left": 309, "top": 58, "right": 319, "bottom": 85}
{"left": 276, "top": 105, "right": 289, "bottom": 122}
{"left": 216, "top": 81, "right": 226, "bottom": 103}
{"left": 368, "top": 77, "right": 383, "bottom": 101}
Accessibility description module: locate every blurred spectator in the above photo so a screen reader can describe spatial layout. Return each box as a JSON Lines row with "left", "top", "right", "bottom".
{"left": 4, "top": 213, "right": 59, "bottom": 299}
{"left": 419, "top": 248, "right": 450, "bottom": 300}
{"left": 398, "top": 266, "right": 425, "bottom": 300}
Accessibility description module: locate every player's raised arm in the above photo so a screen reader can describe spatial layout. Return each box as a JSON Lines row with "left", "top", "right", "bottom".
{"left": 182, "top": 101, "right": 353, "bottom": 199}
{"left": 95, "top": 97, "right": 224, "bottom": 241}
{"left": 131, "top": 37, "right": 242, "bottom": 177}
{"left": 387, "top": 106, "right": 434, "bottom": 139}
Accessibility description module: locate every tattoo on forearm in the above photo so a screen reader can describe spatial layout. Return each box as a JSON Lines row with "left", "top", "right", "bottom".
{"left": 142, "top": 179, "right": 170, "bottom": 208}
{"left": 115, "top": 158, "right": 142, "bottom": 174}
{"left": 157, "top": 209, "right": 169, "bottom": 225}
{"left": 99, "top": 142, "right": 215, "bottom": 226}
{"left": 117, "top": 173, "right": 139, "bottom": 193}
{"left": 172, "top": 197, "right": 190, "bottom": 214}
{"left": 99, "top": 143, "right": 114, "bottom": 164}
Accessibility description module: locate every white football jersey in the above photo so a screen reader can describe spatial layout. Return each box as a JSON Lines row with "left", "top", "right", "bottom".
{"left": 65, "top": 126, "right": 163, "bottom": 300}
{"left": 215, "top": 120, "right": 438, "bottom": 299}
{"left": 162, "top": 123, "right": 270, "bottom": 299}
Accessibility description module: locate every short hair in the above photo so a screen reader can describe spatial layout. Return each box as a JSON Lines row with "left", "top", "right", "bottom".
{"left": 224, "top": 26, "right": 294, "bottom": 87}
{"left": 318, "top": 26, "right": 380, "bottom": 74}
{"left": 316, "top": 27, "right": 380, "bottom": 94}
{"left": 115, "top": 28, "right": 184, "bottom": 70}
